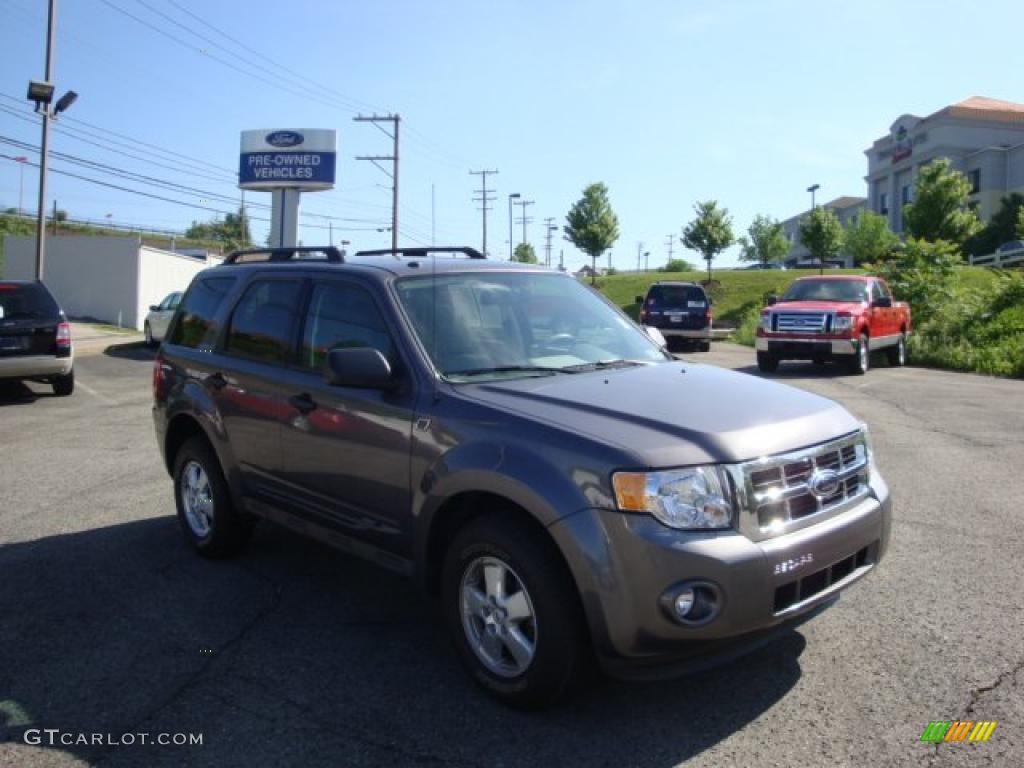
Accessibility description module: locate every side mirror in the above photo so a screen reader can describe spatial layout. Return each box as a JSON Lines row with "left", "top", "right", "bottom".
{"left": 634, "top": 295, "right": 645, "bottom": 305}
{"left": 325, "top": 347, "right": 394, "bottom": 388}
{"left": 872, "top": 296, "right": 892, "bottom": 308}
{"left": 149, "top": 305, "right": 160, "bottom": 312}
{"left": 766, "top": 294, "right": 778, "bottom": 306}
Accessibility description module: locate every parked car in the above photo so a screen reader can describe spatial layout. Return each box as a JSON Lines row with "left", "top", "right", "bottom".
{"left": 635, "top": 280, "right": 712, "bottom": 352}
{"left": 144, "top": 291, "right": 183, "bottom": 346}
{"left": 755, "top": 275, "right": 911, "bottom": 375}
{"left": 0, "top": 280, "right": 74, "bottom": 395}
{"left": 153, "top": 246, "right": 891, "bottom": 708}
{"left": 741, "top": 263, "right": 786, "bottom": 270}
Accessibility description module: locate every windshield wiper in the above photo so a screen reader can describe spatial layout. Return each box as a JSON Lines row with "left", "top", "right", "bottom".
{"left": 445, "top": 365, "right": 579, "bottom": 378}
{"left": 561, "top": 358, "right": 642, "bottom": 372}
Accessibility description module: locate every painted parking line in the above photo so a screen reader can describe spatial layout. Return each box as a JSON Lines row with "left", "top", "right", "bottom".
{"left": 75, "top": 378, "right": 117, "bottom": 406}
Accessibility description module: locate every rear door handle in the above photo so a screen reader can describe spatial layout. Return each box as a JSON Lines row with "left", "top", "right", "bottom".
{"left": 206, "top": 372, "right": 227, "bottom": 390}
{"left": 288, "top": 393, "right": 317, "bottom": 414}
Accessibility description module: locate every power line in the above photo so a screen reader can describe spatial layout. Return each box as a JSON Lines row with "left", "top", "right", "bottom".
{"left": 469, "top": 169, "right": 498, "bottom": 257}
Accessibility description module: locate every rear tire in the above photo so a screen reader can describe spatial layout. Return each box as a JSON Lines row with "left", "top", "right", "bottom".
{"left": 847, "top": 334, "right": 870, "bottom": 375}
{"left": 52, "top": 369, "right": 74, "bottom": 396}
{"left": 173, "top": 436, "right": 253, "bottom": 558}
{"left": 441, "top": 514, "right": 587, "bottom": 709}
{"left": 757, "top": 351, "right": 779, "bottom": 373}
{"left": 887, "top": 333, "right": 906, "bottom": 367}
{"left": 698, "top": 342, "right": 711, "bottom": 353}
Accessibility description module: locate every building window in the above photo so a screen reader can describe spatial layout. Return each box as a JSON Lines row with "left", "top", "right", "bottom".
{"left": 901, "top": 185, "right": 913, "bottom": 205}
{"left": 879, "top": 192, "right": 889, "bottom": 215}
{"left": 968, "top": 169, "right": 980, "bottom": 195}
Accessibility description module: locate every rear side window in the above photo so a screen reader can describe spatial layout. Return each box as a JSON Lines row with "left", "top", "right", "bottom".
{"left": 300, "top": 283, "right": 393, "bottom": 370}
{"left": 646, "top": 285, "right": 706, "bottom": 307}
{"left": 168, "top": 276, "right": 236, "bottom": 349}
{"left": 226, "top": 279, "right": 303, "bottom": 364}
{"left": 0, "top": 282, "right": 60, "bottom": 320}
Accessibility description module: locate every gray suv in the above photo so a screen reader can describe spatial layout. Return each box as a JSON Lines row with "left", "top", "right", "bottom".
{"left": 152, "top": 246, "right": 891, "bottom": 708}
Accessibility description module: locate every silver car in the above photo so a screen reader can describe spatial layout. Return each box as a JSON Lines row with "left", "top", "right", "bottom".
{"left": 144, "top": 291, "right": 182, "bottom": 346}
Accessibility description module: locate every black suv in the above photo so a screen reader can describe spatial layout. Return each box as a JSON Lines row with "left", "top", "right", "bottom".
{"left": 153, "top": 246, "right": 891, "bottom": 708}
{"left": 0, "top": 280, "right": 74, "bottom": 395}
{"left": 636, "top": 281, "right": 712, "bottom": 352}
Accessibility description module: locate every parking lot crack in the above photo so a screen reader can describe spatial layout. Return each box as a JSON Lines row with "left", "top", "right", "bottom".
{"left": 964, "top": 655, "right": 1024, "bottom": 716}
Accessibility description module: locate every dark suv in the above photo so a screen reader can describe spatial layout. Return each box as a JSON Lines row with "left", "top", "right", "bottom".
{"left": 0, "top": 280, "right": 74, "bottom": 395}
{"left": 636, "top": 281, "right": 712, "bottom": 352}
{"left": 153, "top": 246, "right": 891, "bottom": 708}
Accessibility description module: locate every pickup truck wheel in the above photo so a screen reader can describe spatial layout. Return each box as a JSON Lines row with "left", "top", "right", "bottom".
{"left": 173, "top": 436, "right": 253, "bottom": 558}
{"left": 887, "top": 334, "right": 906, "bottom": 367}
{"left": 847, "top": 334, "right": 870, "bottom": 375}
{"left": 756, "top": 351, "right": 779, "bottom": 373}
{"left": 442, "top": 515, "right": 587, "bottom": 709}
{"left": 51, "top": 369, "right": 74, "bottom": 396}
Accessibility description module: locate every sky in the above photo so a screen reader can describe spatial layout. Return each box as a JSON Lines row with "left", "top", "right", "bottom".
{"left": 1, "top": 0, "right": 1023, "bottom": 272}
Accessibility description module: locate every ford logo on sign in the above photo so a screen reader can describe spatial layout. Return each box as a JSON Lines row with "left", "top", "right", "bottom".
{"left": 266, "top": 131, "right": 304, "bottom": 148}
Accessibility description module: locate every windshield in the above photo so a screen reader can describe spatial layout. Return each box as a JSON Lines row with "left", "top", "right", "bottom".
{"left": 781, "top": 279, "right": 868, "bottom": 303}
{"left": 395, "top": 271, "right": 669, "bottom": 381}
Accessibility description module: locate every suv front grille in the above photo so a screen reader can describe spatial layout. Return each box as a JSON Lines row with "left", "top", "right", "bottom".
{"left": 740, "top": 432, "right": 870, "bottom": 537}
{"left": 773, "top": 312, "right": 829, "bottom": 333}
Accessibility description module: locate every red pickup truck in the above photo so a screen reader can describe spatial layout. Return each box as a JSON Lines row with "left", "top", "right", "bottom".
{"left": 755, "top": 275, "right": 911, "bottom": 375}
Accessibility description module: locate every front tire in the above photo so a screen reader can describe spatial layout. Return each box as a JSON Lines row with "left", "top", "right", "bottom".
{"left": 441, "top": 514, "right": 587, "bottom": 709}
{"left": 757, "top": 351, "right": 779, "bottom": 373}
{"left": 52, "top": 369, "right": 74, "bottom": 396}
{"left": 173, "top": 436, "right": 253, "bottom": 558}
{"left": 847, "top": 334, "right": 870, "bottom": 375}
{"left": 887, "top": 333, "right": 906, "bottom": 367}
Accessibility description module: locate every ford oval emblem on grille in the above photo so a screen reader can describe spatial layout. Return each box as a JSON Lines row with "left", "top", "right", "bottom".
{"left": 266, "top": 131, "right": 304, "bottom": 148}
{"left": 808, "top": 469, "right": 841, "bottom": 499}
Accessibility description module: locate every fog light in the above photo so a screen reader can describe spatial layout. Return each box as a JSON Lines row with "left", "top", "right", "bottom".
{"left": 661, "top": 581, "right": 722, "bottom": 626}
{"left": 674, "top": 588, "right": 696, "bottom": 618}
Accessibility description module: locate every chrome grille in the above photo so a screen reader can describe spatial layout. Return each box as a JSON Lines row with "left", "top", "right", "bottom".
{"left": 740, "top": 432, "right": 870, "bottom": 538}
{"left": 773, "top": 312, "right": 829, "bottom": 333}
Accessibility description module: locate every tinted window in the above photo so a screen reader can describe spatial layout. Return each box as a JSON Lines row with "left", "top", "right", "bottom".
{"left": 226, "top": 279, "right": 303, "bottom": 364}
{"left": 645, "top": 285, "right": 706, "bottom": 307}
{"left": 0, "top": 282, "right": 60, "bottom": 319}
{"left": 168, "top": 277, "right": 236, "bottom": 348}
{"left": 300, "top": 283, "right": 393, "bottom": 370}
{"left": 781, "top": 279, "right": 868, "bottom": 302}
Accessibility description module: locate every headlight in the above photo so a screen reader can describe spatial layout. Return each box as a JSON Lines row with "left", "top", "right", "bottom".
{"left": 832, "top": 314, "right": 853, "bottom": 332}
{"left": 758, "top": 313, "right": 772, "bottom": 331}
{"left": 612, "top": 466, "right": 734, "bottom": 530}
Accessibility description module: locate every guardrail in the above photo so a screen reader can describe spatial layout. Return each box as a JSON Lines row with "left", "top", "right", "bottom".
{"left": 970, "top": 248, "right": 1024, "bottom": 267}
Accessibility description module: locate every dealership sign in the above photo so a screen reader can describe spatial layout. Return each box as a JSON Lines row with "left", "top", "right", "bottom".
{"left": 239, "top": 129, "right": 337, "bottom": 190}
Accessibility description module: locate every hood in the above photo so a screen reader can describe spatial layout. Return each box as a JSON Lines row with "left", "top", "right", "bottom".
{"left": 461, "top": 361, "right": 860, "bottom": 467}
{"left": 770, "top": 300, "right": 866, "bottom": 312}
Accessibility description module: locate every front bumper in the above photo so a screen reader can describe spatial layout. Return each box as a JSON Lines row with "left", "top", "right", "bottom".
{"left": 756, "top": 336, "right": 856, "bottom": 357}
{"left": 549, "top": 475, "right": 891, "bottom": 678}
{"left": 0, "top": 354, "right": 74, "bottom": 380}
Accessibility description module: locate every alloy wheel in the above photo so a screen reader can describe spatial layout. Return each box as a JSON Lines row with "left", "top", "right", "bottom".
{"left": 180, "top": 460, "right": 213, "bottom": 538}
{"left": 460, "top": 556, "right": 538, "bottom": 677}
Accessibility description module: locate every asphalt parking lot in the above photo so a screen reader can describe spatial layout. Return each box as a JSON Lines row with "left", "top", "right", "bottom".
{"left": 1, "top": 341, "right": 1021, "bottom": 768}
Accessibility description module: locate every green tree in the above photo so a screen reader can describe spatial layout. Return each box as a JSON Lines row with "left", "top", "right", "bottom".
{"left": 902, "top": 158, "right": 981, "bottom": 247}
{"left": 681, "top": 200, "right": 734, "bottom": 281}
{"left": 186, "top": 207, "right": 252, "bottom": 252}
{"left": 798, "top": 206, "right": 844, "bottom": 268}
{"left": 842, "top": 210, "right": 898, "bottom": 266}
{"left": 564, "top": 182, "right": 620, "bottom": 285}
{"left": 964, "top": 193, "right": 1024, "bottom": 256}
{"left": 513, "top": 242, "right": 537, "bottom": 263}
{"left": 661, "top": 257, "right": 696, "bottom": 272}
{"left": 737, "top": 214, "right": 788, "bottom": 267}
{"left": 868, "top": 238, "right": 961, "bottom": 326}
{"left": 1018, "top": 206, "right": 1024, "bottom": 239}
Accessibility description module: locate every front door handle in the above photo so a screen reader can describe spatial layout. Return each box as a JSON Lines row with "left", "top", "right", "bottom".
{"left": 288, "top": 393, "right": 317, "bottom": 414}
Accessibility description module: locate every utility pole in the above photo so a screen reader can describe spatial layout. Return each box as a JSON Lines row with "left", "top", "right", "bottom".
{"left": 354, "top": 113, "right": 400, "bottom": 250}
{"left": 34, "top": 0, "right": 56, "bottom": 280}
{"left": 514, "top": 198, "right": 534, "bottom": 247}
{"left": 644, "top": 251, "right": 650, "bottom": 272}
{"left": 636, "top": 242, "right": 644, "bottom": 272}
{"left": 470, "top": 169, "right": 498, "bottom": 256}
{"left": 543, "top": 217, "right": 556, "bottom": 267}
{"left": 559, "top": 249, "right": 564, "bottom": 272}
{"left": 665, "top": 234, "right": 675, "bottom": 267}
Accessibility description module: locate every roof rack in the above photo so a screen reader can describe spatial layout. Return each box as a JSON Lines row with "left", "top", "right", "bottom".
{"left": 354, "top": 246, "right": 485, "bottom": 260}
{"left": 223, "top": 246, "right": 344, "bottom": 265}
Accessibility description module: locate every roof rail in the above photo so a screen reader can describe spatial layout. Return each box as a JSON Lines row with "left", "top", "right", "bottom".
{"left": 354, "top": 246, "right": 486, "bottom": 260}
{"left": 223, "top": 246, "right": 344, "bottom": 265}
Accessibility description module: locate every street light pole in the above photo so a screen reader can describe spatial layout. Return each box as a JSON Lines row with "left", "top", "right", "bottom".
{"left": 508, "top": 193, "right": 520, "bottom": 261}
{"left": 807, "top": 183, "right": 822, "bottom": 275}
{"left": 34, "top": 0, "right": 56, "bottom": 281}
